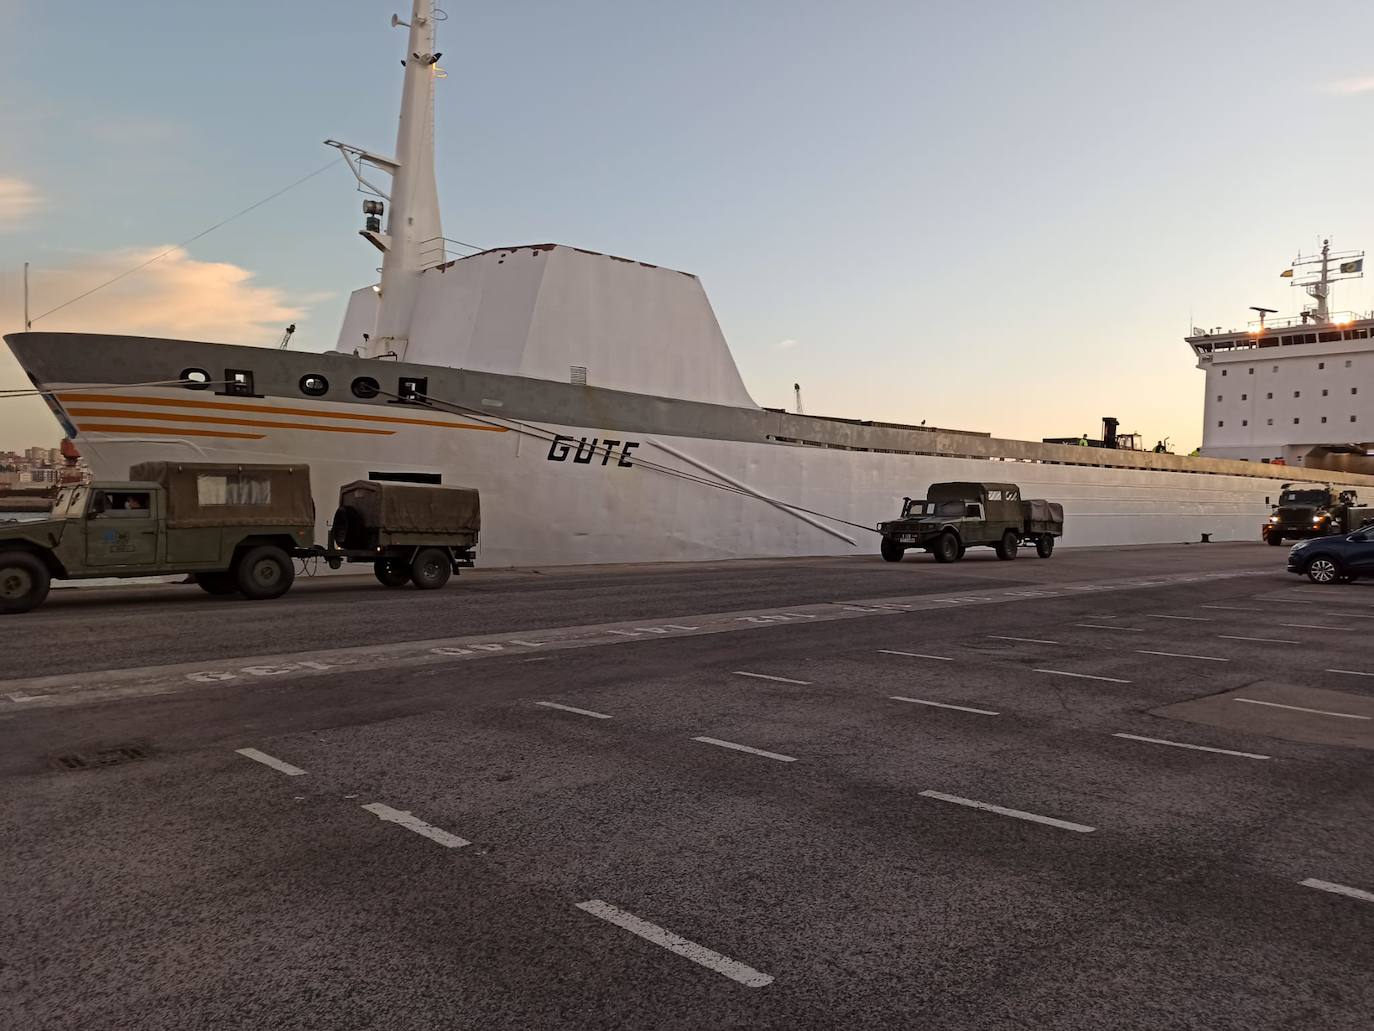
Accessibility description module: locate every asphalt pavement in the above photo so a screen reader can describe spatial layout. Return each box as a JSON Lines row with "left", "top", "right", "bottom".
{"left": 3, "top": 542, "right": 1372, "bottom": 1029}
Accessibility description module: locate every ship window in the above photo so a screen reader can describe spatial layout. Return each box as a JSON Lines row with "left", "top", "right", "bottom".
{"left": 1322, "top": 416, "right": 1328, "bottom": 424}
{"left": 1318, "top": 362, "right": 1325, "bottom": 369}
{"left": 1221, "top": 369, "right": 1228, "bottom": 376}
{"left": 396, "top": 376, "right": 428, "bottom": 403}
{"left": 1354, "top": 387, "right": 1360, "bottom": 395}
{"left": 1248, "top": 367, "right": 1254, "bottom": 374}
{"left": 1241, "top": 393, "right": 1247, "bottom": 400}
{"left": 1323, "top": 389, "right": 1329, "bottom": 396}
{"left": 1305, "top": 333, "right": 1317, "bottom": 344}
{"left": 1242, "top": 419, "right": 1248, "bottom": 426}
{"left": 1216, "top": 395, "right": 1222, "bottom": 402}
{"left": 1347, "top": 360, "right": 1354, "bottom": 367}
{"left": 1267, "top": 418, "right": 1274, "bottom": 426}
{"left": 1217, "top": 420, "right": 1224, "bottom": 428}
{"left": 1294, "top": 417, "right": 1300, "bottom": 424}
{"left": 1272, "top": 365, "right": 1278, "bottom": 372}
{"left": 570, "top": 365, "right": 588, "bottom": 386}
{"left": 180, "top": 367, "right": 211, "bottom": 390}
{"left": 1266, "top": 392, "right": 1273, "bottom": 399}
{"left": 1294, "top": 391, "right": 1300, "bottom": 398}
{"left": 299, "top": 374, "right": 329, "bottom": 397}
{"left": 351, "top": 376, "right": 380, "bottom": 399}
{"left": 1353, "top": 415, "right": 1359, "bottom": 423}
{"left": 1319, "top": 331, "right": 1340, "bottom": 343}
{"left": 223, "top": 369, "right": 256, "bottom": 397}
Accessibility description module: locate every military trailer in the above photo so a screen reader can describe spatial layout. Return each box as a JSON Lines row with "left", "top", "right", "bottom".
{"left": 877, "top": 482, "right": 1064, "bottom": 563}
{"left": 0, "top": 464, "right": 482, "bottom": 614}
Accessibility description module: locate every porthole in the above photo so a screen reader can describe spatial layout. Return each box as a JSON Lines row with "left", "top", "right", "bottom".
{"left": 299, "top": 374, "right": 329, "bottom": 397}
{"left": 180, "top": 367, "right": 211, "bottom": 390}
{"left": 351, "top": 376, "right": 380, "bottom": 399}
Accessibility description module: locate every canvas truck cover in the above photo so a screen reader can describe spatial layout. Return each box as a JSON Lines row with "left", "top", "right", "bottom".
{"left": 338, "top": 480, "right": 481, "bottom": 534}
{"left": 128, "top": 462, "right": 314, "bottom": 529}
{"left": 1022, "top": 499, "right": 1065, "bottom": 529}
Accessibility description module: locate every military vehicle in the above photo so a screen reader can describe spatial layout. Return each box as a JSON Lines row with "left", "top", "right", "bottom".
{"left": 877, "top": 482, "right": 1064, "bottom": 563}
{"left": 0, "top": 464, "right": 480, "bottom": 614}
{"left": 1263, "top": 484, "right": 1373, "bottom": 545}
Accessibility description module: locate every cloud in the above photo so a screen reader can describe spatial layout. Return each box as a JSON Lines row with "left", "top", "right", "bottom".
{"left": 0, "top": 176, "right": 41, "bottom": 229}
{"left": 775, "top": 338, "right": 800, "bottom": 350}
{"left": 1323, "top": 76, "right": 1374, "bottom": 95}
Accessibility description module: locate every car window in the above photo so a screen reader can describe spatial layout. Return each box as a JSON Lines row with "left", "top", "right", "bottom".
{"left": 92, "top": 491, "right": 152, "bottom": 517}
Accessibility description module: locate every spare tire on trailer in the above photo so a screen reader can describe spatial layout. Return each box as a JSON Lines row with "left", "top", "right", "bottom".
{"left": 331, "top": 505, "right": 366, "bottom": 550}
{"left": 235, "top": 545, "right": 295, "bottom": 600}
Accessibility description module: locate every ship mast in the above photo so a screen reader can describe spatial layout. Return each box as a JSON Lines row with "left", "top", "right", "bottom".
{"left": 1288, "top": 237, "right": 1364, "bottom": 325}
{"left": 325, "top": 0, "right": 444, "bottom": 359}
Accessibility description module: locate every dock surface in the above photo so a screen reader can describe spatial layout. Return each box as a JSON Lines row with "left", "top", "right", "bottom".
{"left": 3, "top": 543, "right": 1373, "bottom": 1029}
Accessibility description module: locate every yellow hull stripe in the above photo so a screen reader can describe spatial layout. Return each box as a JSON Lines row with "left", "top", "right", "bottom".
{"left": 65, "top": 407, "right": 396, "bottom": 436}
{"left": 75, "top": 423, "right": 267, "bottom": 440}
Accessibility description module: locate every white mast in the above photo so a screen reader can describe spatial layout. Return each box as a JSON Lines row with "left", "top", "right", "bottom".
{"left": 1288, "top": 237, "right": 1364, "bottom": 325}
{"left": 325, "top": 0, "right": 444, "bottom": 359}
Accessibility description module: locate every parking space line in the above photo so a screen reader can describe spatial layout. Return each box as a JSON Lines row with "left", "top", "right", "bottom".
{"left": 1279, "top": 623, "right": 1355, "bottom": 632}
{"left": 877, "top": 650, "right": 954, "bottom": 661}
{"left": 1218, "top": 634, "right": 1300, "bottom": 645}
{"left": 732, "top": 671, "right": 812, "bottom": 685}
{"left": 575, "top": 900, "right": 774, "bottom": 987}
{"left": 918, "top": 790, "right": 1095, "bottom": 833}
{"left": 1233, "top": 698, "right": 1371, "bottom": 721}
{"left": 235, "top": 747, "right": 306, "bottom": 777}
{"left": 1145, "top": 614, "right": 1214, "bottom": 622}
{"left": 1299, "top": 879, "right": 1374, "bottom": 904}
{"left": 1137, "top": 650, "right": 1229, "bottom": 662}
{"left": 889, "top": 696, "right": 999, "bottom": 716}
{"left": 1034, "top": 669, "right": 1131, "bottom": 684}
{"left": 1328, "top": 668, "right": 1374, "bottom": 678}
{"left": 535, "top": 701, "right": 613, "bottom": 719}
{"left": 692, "top": 736, "right": 797, "bottom": 763}
{"left": 1201, "top": 605, "right": 1261, "bottom": 612}
{"left": 1111, "top": 733, "right": 1269, "bottom": 760}
{"left": 987, "top": 635, "right": 1060, "bottom": 645}
{"left": 360, "top": 802, "right": 471, "bottom": 848}
{"left": 1075, "top": 624, "right": 1145, "bottom": 632}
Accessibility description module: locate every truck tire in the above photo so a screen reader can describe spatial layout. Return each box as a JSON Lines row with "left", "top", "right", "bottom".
{"left": 995, "top": 530, "right": 1019, "bottom": 560}
{"left": 0, "top": 551, "right": 50, "bottom": 615}
{"left": 1266, "top": 533, "right": 1284, "bottom": 546}
{"left": 374, "top": 559, "right": 411, "bottom": 588}
{"left": 931, "top": 532, "right": 959, "bottom": 564}
{"left": 195, "top": 571, "right": 239, "bottom": 596}
{"left": 880, "top": 538, "right": 905, "bottom": 562}
{"left": 1305, "top": 556, "right": 1342, "bottom": 585}
{"left": 955, "top": 544, "right": 967, "bottom": 561}
{"left": 235, "top": 545, "right": 294, "bottom": 600}
{"left": 410, "top": 547, "right": 452, "bottom": 590}
{"left": 1036, "top": 536, "right": 1055, "bottom": 559}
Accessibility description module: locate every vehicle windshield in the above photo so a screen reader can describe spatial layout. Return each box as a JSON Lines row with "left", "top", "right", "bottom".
{"left": 1281, "top": 490, "right": 1329, "bottom": 506}
{"left": 903, "top": 499, "right": 966, "bottom": 517}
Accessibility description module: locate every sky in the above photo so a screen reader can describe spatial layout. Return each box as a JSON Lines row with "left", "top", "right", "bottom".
{"left": 4, "top": 0, "right": 1374, "bottom": 453}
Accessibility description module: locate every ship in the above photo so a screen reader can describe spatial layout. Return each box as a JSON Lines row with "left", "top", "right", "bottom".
{"left": 7, "top": 1, "right": 1373, "bottom": 568}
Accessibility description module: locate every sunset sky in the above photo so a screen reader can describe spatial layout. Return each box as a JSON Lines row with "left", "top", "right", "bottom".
{"left": 4, "top": 0, "right": 1374, "bottom": 452}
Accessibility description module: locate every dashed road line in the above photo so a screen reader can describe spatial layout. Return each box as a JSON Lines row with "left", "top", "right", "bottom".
{"left": 1300, "top": 878, "right": 1374, "bottom": 904}
{"left": 1218, "top": 634, "right": 1300, "bottom": 645}
{"left": 535, "top": 701, "right": 613, "bottom": 719}
{"left": 235, "top": 747, "right": 306, "bottom": 777}
{"left": 1144, "top": 614, "right": 1213, "bottom": 622}
{"left": 692, "top": 736, "right": 797, "bottom": 763}
{"left": 1075, "top": 624, "right": 1145, "bottom": 632}
{"left": 918, "top": 790, "right": 1095, "bottom": 833}
{"left": 360, "top": 802, "right": 471, "bottom": 848}
{"left": 877, "top": 650, "right": 954, "bottom": 661}
{"left": 1201, "top": 605, "right": 1261, "bottom": 612}
{"left": 1111, "top": 733, "right": 1269, "bottom": 760}
{"left": 732, "top": 671, "right": 812, "bottom": 685}
{"left": 1033, "top": 669, "right": 1131, "bottom": 684}
{"left": 987, "top": 635, "right": 1060, "bottom": 645}
{"left": 1279, "top": 623, "right": 1355, "bottom": 632}
{"left": 1327, "top": 668, "right": 1374, "bottom": 678}
{"left": 1137, "top": 650, "right": 1229, "bottom": 662}
{"left": 1233, "top": 698, "right": 1371, "bottom": 721}
{"left": 575, "top": 900, "right": 773, "bottom": 988}
{"left": 890, "top": 696, "right": 999, "bottom": 716}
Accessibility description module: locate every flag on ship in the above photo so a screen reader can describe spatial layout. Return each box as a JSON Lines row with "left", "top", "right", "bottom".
{"left": 1280, "top": 268, "right": 1294, "bottom": 277}
{"left": 1341, "top": 259, "right": 1364, "bottom": 273}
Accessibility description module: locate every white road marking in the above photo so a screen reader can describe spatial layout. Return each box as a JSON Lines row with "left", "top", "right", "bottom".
{"left": 1033, "top": 669, "right": 1131, "bottom": 684}
{"left": 1136, "top": 650, "right": 1229, "bottom": 662}
{"left": 1233, "top": 698, "right": 1371, "bottom": 721}
{"left": 1201, "top": 605, "right": 1261, "bottom": 611}
{"left": 1328, "top": 668, "right": 1374, "bottom": 678}
{"left": 692, "top": 736, "right": 797, "bottom": 763}
{"left": 890, "top": 696, "right": 999, "bottom": 716}
{"left": 235, "top": 747, "right": 306, "bottom": 777}
{"left": 1279, "top": 623, "right": 1355, "bottom": 632}
{"left": 575, "top": 900, "right": 774, "bottom": 988}
{"left": 1075, "top": 624, "right": 1144, "bottom": 632}
{"left": 918, "top": 790, "right": 1095, "bottom": 833}
{"left": 360, "top": 802, "right": 471, "bottom": 848}
{"left": 6, "top": 691, "right": 51, "bottom": 703}
{"left": 877, "top": 650, "right": 954, "bottom": 661}
{"left": 1218, "top": 634, "right": 1300, "bottom": 645}
{"left": 1300, "top": 878, "right": 1374, "bottom": 904}
{"left": 1111, "top": 733, "right": 1269, "bottom": 760}
{"left": 535, "top": 701, "right": 613, "bottom": 719}
{"left": 1145, "top": 614, "right": 1214, "bottom": 622}
{"left": 987, "top": 635, "right": 1060, "bottom": 645}
{"left": 731, "top": 671, "right": 812, "bottom": 685}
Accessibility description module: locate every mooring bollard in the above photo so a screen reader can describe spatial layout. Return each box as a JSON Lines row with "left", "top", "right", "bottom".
{"left": 1200, "top": 533, "right": 1212, "bottom": 543}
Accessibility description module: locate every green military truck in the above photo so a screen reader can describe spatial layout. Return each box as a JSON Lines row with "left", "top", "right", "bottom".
{"left": 0, "top": 463, "right": 480, "bottom": 614}
{"left": 1263, "top": 483, "right": 1372, "bottom": 546}
{"left": 877, "top": 481, "right": 1064, "bottom": 563}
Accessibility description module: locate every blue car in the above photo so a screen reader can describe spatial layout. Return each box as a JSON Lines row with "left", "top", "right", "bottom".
{"left": 1287, "top": 525, "right": 1374, "bottom": 584}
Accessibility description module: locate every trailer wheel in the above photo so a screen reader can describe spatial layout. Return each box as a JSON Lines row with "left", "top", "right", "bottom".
{"left": 410, "top": 547, "right": 452, "bottom": 590}
{"left": 931, "top": 532, "right": 960, "bottom": 564}
{"left": 995, "top": 530, "right": 1019, "bottom": 560}
{"left": 1036, "top": 536, "right": 1055, "bottom": 559}
{"left": 880, "top": 538, "right": 905, "bottom": 562}
{"left": 374, "top": 559, "right": 411, "bottom": 588}
{"left": 0, "top": 551, "right": 50, "bottom": 614}
{"left": 195, "top": 571, "right": 239, "bottom": 596}
{"left": 235, "top": 545, "right": 294, "bottom": 600}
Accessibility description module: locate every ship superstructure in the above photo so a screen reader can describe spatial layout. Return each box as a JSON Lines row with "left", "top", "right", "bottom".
{"left": 1189, "top": 240, "right": 1374, "bottom": 473}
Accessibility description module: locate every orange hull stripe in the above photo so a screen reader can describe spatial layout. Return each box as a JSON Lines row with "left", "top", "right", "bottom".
{"left": 57, "top": 392, "right": 507, "bottom": 432}
{"left": 76, "top": 423, "right": 266, "bottom": 440}
{"left": 64, "top": 407, "right": 396, "bottom": 436}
